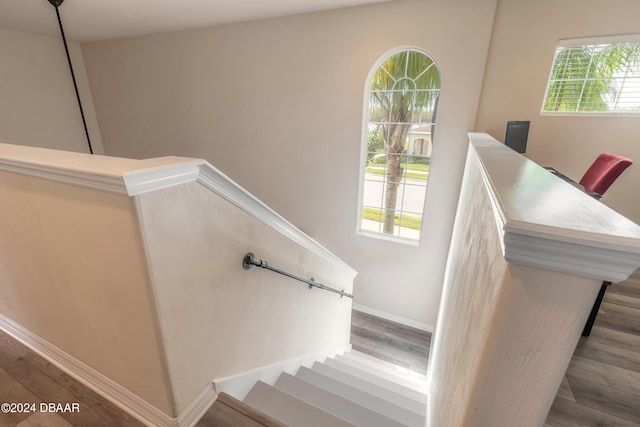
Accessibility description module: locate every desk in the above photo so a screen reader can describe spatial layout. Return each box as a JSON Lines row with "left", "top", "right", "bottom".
{"left": 544, "top": 167, "right": 611, "bottom": 337}
{"left": 544, "top": 167, "right": 602, "bottom": 200}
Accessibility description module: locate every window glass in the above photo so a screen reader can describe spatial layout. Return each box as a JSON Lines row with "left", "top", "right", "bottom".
{"left": 359, "top": 49, "right": 440, "bottom": 242}
{"left": 542, "top": 37, "right": 640, "bottom": 114}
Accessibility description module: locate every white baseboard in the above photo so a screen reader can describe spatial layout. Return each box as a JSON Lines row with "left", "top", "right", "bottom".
{"left": 213, "top": 343, "right": 352, "bottom": 401}
{"left": 0, "top": 314, "right": 215, "bottom": 427}
{"left": 180, "top": 385, "right": 217, "bottom": 427}
{"left": 352, "top": 303, "right": 435, "bottom": 333}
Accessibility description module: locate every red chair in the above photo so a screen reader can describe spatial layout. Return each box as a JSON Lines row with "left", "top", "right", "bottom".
{"left": 579, "top": 153, "right": 633, "bottom": 197}
{"left": 581, "top": 153, "right": 633, "bottom": 336}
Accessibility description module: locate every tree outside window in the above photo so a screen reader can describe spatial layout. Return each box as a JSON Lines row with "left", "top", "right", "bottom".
{"left": 543, "top": 39, "right": 640, "bottom": 114}
{"left": 359, "top": 49, "right": 441, "bottom": 241}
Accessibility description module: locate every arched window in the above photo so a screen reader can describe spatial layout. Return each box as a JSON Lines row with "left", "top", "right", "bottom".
{"left": 358, "top": 48, "right": 441, "bottom": 241}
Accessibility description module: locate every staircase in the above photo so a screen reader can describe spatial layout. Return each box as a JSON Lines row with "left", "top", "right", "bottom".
{"left": 233, "top": 350, "right": 428, "bottom": 427}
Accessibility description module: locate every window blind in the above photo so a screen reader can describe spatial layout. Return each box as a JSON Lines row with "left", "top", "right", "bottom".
{"left": 542, "top": 38, "right": 640, "bottom": 114}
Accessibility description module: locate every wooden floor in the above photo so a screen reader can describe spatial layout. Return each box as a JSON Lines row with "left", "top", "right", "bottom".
{"left": 196, "top": 392, "right": 286, "bottom": 427}
{"left": 0, "top": 270, "right": 638, "bottom": 426}
{"left": 349, "top": 271, "right": 640, "bottom": 427}
{"left": 0, "top": 330, "right": 145, "bottom": 427}
{"left": 544, "top": 270, "right": 640, "bottom": 427}
{"left": 350, "top": 310, "right": 431, "bottom": 375}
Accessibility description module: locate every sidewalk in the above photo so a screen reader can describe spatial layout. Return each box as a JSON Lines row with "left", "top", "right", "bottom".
{"left": 360, "top": 219, "right": 421, "bottom": 240}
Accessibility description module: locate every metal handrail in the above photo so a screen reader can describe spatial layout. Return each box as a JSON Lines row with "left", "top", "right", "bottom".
{"left": 242, "top": 253, "right": 353, "bottom": 298}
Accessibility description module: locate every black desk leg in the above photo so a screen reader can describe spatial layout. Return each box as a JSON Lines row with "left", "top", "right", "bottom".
{"left": 582, "top": 283, "right": 609, "bottom": 337}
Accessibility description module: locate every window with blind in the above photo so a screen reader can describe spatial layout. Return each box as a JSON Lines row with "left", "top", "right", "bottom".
{"left": 542, "top": 36, "right": 640, "bottom": 114}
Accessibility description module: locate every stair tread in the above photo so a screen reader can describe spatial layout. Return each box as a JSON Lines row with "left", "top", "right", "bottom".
{"left": 200, "top": 393, "right": 286, "bottom": 427}
{"left": 275, "top": 373, "right": 406, "bottom": 427}
{"left": 296, "top": 366, "right": 426, "bottom": 427}
{"left": 323, "top": 358, "right": 428, "bottom": 402}
{"left": 335, "top": 353, "right": 428, "bottom": 392}
{"left": 311, "top": 362, "right": 427, "bottom": 415}
{"left": 244, "top": 381, "right": 356, "bottom": 427}
{"left": 348, "top": 350, "right": 428, "bottom": 381}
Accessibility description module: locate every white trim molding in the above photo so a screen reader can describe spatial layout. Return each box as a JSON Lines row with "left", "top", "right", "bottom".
{"left": 194, "top": 162, "right": 355, "bottom": 274}
{"left": 0, "top": 314, "right": 215, "bottom": 427}
{"left": 469, "top": 133, "right": 640, "bottom": 283}
{"left": 0, "top": 143, "right": 356, "bottom": 278}
{"left": 503, "top": 231, "right": 640, "bottom": 283}
{"left": 123, "top": 160, "right": 204, "bottom": 196}
{"left": 0, "top": 155, "right": 127, "bottom": 194}
{"left": 559, "top": 33, "right": 640, "bottom": 47}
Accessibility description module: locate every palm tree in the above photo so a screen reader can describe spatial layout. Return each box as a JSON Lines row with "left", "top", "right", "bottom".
{"left": 369, "top": 50, "right": 440, "bottom": 234}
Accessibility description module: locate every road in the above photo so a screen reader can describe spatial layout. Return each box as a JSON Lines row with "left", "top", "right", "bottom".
{"left": 362, "top": 173, "right": 427, "bottom": 214}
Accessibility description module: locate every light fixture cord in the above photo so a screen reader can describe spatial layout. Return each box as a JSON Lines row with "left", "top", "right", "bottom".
{"left": 50, "top": 0, "right": 94, "bottom": 154}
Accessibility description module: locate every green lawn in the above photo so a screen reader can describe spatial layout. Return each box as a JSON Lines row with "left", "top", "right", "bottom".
{"left": 368, "top": 161, "right": 430, "bottom": 171}
{"left": 362, "top": 207, "right": 422, "bottom": 230}
{"left": 404, "top": 163, "right": 430, "bottom": 172}
{"left": 365, "top": 166, "right": 429, "bottom": 181}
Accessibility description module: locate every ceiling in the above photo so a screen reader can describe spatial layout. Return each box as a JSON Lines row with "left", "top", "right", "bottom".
{"left": 0, "top": 0, "right": 389, "bottom": 43}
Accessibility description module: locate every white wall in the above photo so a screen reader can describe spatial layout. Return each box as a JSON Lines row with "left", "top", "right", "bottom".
{"left": 0, "top": 29, "right": 104, "bottom": 154}
{"left": 476, "top": 0, "right": 640, "bottom": 224}
{"left": 81, "top": 0, "right": 497, "bottom": 327}
{"left": 428, "top": 137, "right": 624, "bottom": 427}
{"left": 136, "top": 180, "right": 354, "bottom": 413}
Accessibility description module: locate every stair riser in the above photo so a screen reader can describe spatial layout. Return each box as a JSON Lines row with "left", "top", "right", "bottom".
{"left": 312, "top": 362, "right": 427, "bottom": 414}
{"left": 297, "top": 366, "right": 426, "bottom": 427}
{"left": 244, "top": 381, "right": 355, "bottom": 427}
{"left": 275, "top": 373, "right": 406, "bottom": 427}
{"left": 324, "top": 358, "right": 428, "bottom": 402}
{"left": 241, "top": 351, "right": 429, "bottom": 427}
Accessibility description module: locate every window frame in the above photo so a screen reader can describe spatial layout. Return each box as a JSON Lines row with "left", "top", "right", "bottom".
{"left": 541, "top": 34, "right": 640, "bottom": 116}
{"left": 356, "top": 46, "right": 441, "bottom": 245}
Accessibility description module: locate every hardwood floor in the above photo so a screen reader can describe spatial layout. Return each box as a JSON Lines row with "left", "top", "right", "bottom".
{"left": 350, "top": 310, "right": 431, "bottom": 376}
{"left": 196, "top": 393, "right": 286, "bottom": 427}
{"left": 544, "top": 270, "right": 640, "bottom": 427}
{"left": 349, "top": 271, "right": 640, "bottom": 427}
{"left": 0, "top": 331, "right": 145, "bottom": 427}
{"left": 0, "top": 270, "right": 638, "bottom": 426}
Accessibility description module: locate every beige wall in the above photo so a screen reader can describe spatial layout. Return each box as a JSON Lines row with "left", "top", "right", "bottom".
{"left": 0, "top": 170, "right": 173, "bottom": 415}
{"left": 0, "top": 146, "right": 355, "bottom": 418}
{"left": 81, "top": 0, "right": 498, "bottom": 327}
{"left": 4, "top": 0, "right": 639, "bottom": 333}
{"left": 0, "top": 29, "right": 104, "bottom": 154}
{"left": 476, "top": 0, "right": 640, "bottom": 223}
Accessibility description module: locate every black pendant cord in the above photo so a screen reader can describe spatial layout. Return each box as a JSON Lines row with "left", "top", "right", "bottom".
{"left": 48, "top": 0, "right": 94, "bottom": 154}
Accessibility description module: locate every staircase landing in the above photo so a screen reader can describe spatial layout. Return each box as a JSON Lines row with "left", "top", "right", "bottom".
{"left": 350, "top": 309, "right": 431, "bottom": 375}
